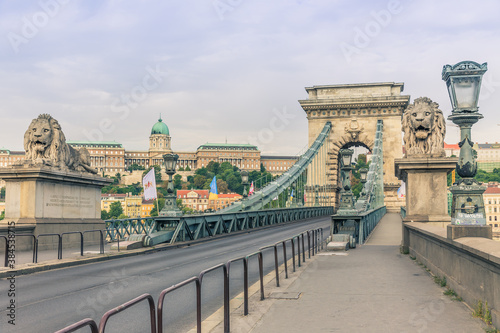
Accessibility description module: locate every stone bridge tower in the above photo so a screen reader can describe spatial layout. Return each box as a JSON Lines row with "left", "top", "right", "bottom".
{"left": 299, "top": 82, "right": 410, "bottom": 212}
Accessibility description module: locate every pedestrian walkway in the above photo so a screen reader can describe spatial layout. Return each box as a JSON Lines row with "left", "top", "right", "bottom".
{"left": 248, "top": 213, "right": 487, "bottom": 332}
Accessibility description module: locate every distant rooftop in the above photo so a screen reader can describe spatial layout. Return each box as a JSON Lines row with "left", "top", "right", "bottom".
{"left": 68, "top": 141, "right": 123, "bottom": 148}
{"left": 197, "top": 143, "right": 258, "bottom": 151}
{"left": 261, "top": 155, "right": 299, "bottom": 160}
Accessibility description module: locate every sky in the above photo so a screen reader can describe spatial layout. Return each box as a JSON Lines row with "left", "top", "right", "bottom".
{"left": 0, "top": 0, "right": 499, "bottom": 155}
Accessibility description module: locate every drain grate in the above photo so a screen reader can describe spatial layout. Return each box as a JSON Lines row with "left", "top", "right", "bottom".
{"left": 269, "top": 292, "right": 302, "bottom": 300}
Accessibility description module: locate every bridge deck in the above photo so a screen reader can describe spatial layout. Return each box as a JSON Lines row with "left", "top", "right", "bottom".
{"left": 250, "top": 213, "right": 487, "bottom": 332}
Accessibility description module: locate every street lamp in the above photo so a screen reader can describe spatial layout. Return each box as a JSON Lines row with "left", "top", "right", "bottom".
{"left": 241, "top": 170, "right": 249, "bottom": 198}
{"left": 314, "top": 184, "right": 320, "bottom": 206}
{"left": 359, "top": 168, "right": 368, "bottom": 183}
{"left": 159, "top": 153, "right": 182, "bottom": 217}
{"left": 338, "top": 149, "right": 355, "bottom": 211}
{"left": 442, "top": 60, "right": 487, "bottom": 226}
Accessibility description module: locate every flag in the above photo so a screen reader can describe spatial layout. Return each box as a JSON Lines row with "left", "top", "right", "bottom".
{"left": 249, "top": 181, "right": 254, "bottom": 195}
{"left": 304, "top": 193, "right": 307, "bottom": 202}
{"left": 290, "top": 189, "right": 294, "bottom": 199}
{"left": 397, "top": 182, "right": 406, "bottom": 199}
{"left": 209, "top": 176, "right": 218, "bottom": 200}
{"left": 142, "top": 168, "right": 157, "bottom": 201}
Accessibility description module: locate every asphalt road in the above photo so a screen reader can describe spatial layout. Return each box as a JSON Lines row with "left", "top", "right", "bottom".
{"left": 0, "top": 216, "right": 330, "bottom": 333}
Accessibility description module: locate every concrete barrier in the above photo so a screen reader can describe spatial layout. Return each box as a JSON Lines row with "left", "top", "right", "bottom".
{"left": 403, "top": 222, "right": 500, "bottom": 328}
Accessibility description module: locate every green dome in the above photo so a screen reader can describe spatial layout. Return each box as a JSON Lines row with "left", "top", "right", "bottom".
{"left": 151, "top": 118, "right": 169, "bottom": 135}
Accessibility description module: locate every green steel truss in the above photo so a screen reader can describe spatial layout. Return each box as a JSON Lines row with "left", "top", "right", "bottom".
{"left": 105, "top": 206, "right": 333, "bottom": 244}
{"left": 219, "top": 121, "right": 333, "bottom": 213}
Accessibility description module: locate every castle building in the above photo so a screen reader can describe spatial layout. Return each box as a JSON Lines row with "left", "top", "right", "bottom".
{"left": 0, "top": 117, "right": 297, "bottom": 178}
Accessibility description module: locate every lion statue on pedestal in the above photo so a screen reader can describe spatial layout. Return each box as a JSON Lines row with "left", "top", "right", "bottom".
{"left": 402, "top": 97, "right": 446, "bottom": 157}
{"left": 21, "top": 114, "right": 97, "bottom": 174}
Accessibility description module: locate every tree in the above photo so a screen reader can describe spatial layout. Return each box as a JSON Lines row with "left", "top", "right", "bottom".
{"left": 178, "top": 166, "right": 185, "bottom": 171}
{"left": 101, "top": 210, "right": 110, "bottom": 220}
{"left": 193, "top": 174, "right": 207, "bottom": 188}
{"left": 185, "top": 165, "right": 191, "bottom": 171}
{"left": 0, "top": 210, "right": 4, "bottom": 221}
{"left": 127, "top": 164, "right": 145, "bottom": 172}
{"left": 207, "top": 161, "right": 220, "bottom": 175}
{"left": 143, "top": 165, "right": 162, "bottom": 184}
{"left": 108, "top": 201, "right": 123, "bottom": 219}
{"left": 117, "top": 213, "right": 129, "bottom": 219}
{"left": 150, "top": 198, "right": 165, "bottom": 217}
{"left": 219, "top": 162, "right": 233, "bottom": 174}
{"left": 0, "top": 187, "right": 5, "bottom": 199}
{"left": 217, "top": 179, "right": 229, "bottom": 194}
{"left": 174, "top": 174, "right": 182, "bottom": 190}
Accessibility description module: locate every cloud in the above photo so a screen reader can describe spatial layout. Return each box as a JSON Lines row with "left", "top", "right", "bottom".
{"left": 0, "top": 0, "right": 499, "bottom": 154}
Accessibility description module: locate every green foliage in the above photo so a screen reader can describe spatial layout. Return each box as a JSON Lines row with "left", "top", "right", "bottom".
{"left": 484, "top": 301, "right": 492, "bottom": 325}
{"left": 149, "top": 198, "right": 165, "bottom": 217}
{"left": 476, "top": 168, "right": 500, "bottom": 183}
{"left": 351, "top": 154, "right": 370, "bottom": 198}
{"left": 127, "top": 163, "right": 145, "bottom": 172}
{"left": 117, "top": 213, "right": 128, "bottom": 219}
{"left": 473, "top": 300, "right": 484, "bottom": 319}
{"left": 443, "top": 288, "right": 462, "bottom": 301}
{"left": 207, "top": 161, "right": 220, "bottom": 175}
{"left": 101, "top": 182, "right": 143, "bottom": 195}
{"left": 433, "top": 275, "right": 447, "bottom": 287}
{"left": 0, "top": 187, "right": 5, "bottom": 199}
{"left": 108, "top": 201, "right": 123, "bottom": 219}
{"left": 178, "top": 166, "right": 184, "bottom": 171}
{"left": 101, "top": 210, "right": 110, "bottom": 220}
{"left": 0, "top": 210, "right": 4, "bottom": 221}
{"left": 174, "top": 174, "right": 182, "bottom": 190}
{"left": 185, "top": 165, "right": 191, "bottom": 171}
{"left": 143, "top": 165, "right": 162, "bottom": 184}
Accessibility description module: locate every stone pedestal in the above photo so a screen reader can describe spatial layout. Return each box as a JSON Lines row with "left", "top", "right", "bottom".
{"left": 447, "top": 224, "right": 492, "bottom": 240}
{"left": 394, "top": 157, "right": 458, "bottom": 224}
{"left": 0, "top": 166, "right": 112, "bottom": 250}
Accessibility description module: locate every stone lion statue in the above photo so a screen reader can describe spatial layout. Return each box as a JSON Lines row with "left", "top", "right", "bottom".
{"left": 21, "top": 114, "right": 97, "bottom": 174}
{"left": 402, "top": 97, "right": 446, "bottom": 157}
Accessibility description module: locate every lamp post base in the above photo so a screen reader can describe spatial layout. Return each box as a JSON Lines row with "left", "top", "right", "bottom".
{"left": 159, "top": 195, "right": 183, "bottom": 217}
{"left": 447, "top": 224, "right": 492, "bottom": 240}
{"left": 449, "top": 182, "right": 487, "bottom": 226}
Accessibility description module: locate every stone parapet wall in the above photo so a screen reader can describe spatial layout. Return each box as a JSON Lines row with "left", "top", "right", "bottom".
{"left": 403, "top": 222, "right": 500, "bottom": 328}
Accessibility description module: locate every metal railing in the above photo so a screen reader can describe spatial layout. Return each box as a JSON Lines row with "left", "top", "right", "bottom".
{"left": 1, "top": 230, "right": 105, "bottom": 266}
{"left": 56, "top": 226, "right": 326, "bottom": 333}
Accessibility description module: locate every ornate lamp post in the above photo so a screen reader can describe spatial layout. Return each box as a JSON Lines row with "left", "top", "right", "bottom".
{"left": 314, "top": 185, "right": 320, "bottom": 206}
{"left": 159, "top": 153, "right": 182, "bottom": 217}
{"left": 338, "top": 148, "right": 355, "bottom": 211}
{"left": 241, "top": 170, "right": 249, "bottom": 198}
{"left": 442, "top": 61, "right": 488, "bottom": 226}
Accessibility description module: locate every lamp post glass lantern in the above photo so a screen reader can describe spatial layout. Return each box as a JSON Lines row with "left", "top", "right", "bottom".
{"left": 359, "top": 168, "right": 368, "bottom": 183}
{"left": 442, "top": 60, "right": 488, "bottom": 226}
{"left": 159, "top": 153, "right": 182, "bottom": 217}
{"left": 241, "top": 170, "right": 249, "bottom": 198}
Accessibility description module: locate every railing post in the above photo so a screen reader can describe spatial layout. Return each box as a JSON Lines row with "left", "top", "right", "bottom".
{"left": 80, "top": 232, "right": 84, "bottom": 256}
{"left": 58, "top": 235, "right": 62, "bottom": 260}
{"left": 301, "top": 233, "right": 306, "bottom": 262}
{"left": 244, "top": 259, "right": 249, "bottom": 315}
{"left": 290, "top": 238, "right": 296, "bottom": 272}
{"left": 282, "top": 240, "right": 288, "bottom": 279}
{"left": 258, "top": 252, "right": 264, "bottom": 300}
{"left": 307, "top": 231, "right": 311, "bottom": 258}
{"left": 274, "top": 245, "right": 280, "bottom": 287}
